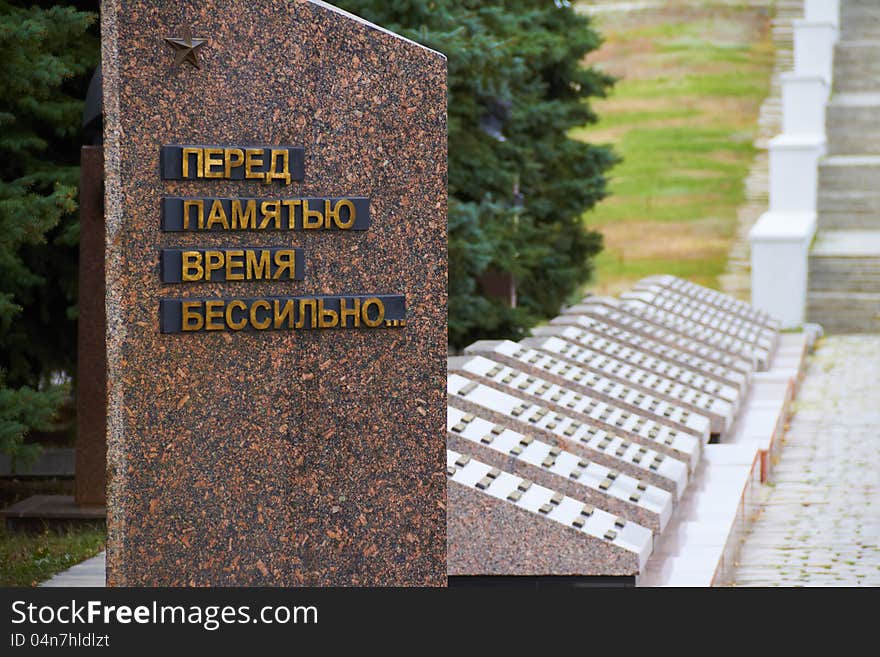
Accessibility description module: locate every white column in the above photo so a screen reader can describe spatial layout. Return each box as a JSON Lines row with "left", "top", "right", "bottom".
{"left": 768, "top": 134, "right": 826, "bottom": 213}
{"left": 805, "top": 0, "right": 840, "bottom": 27}
{"left": 748, "top": 0, "right": 838, "bottom": 330}
{"left": 793, "top": 20, "right": 838, "bottom": 83}
{"left": 781, "top": 73, "right": 829, "bottom": 135}
{"left": 749, "top": 212, "right": 817, "bottom": 328}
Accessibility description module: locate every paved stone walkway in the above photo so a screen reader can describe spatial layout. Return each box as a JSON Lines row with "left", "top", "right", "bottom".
{"left": 733, "top": 336, "right": 880, "bottom": 586}
{"left": 40, "top": 551, "right": 105, "bottom": 587}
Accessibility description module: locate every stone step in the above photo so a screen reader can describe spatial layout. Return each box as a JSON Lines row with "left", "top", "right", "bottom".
{"left": 819, "top": 189, "right": 880, "bottom": 213}
{"left": 841, "top": 1, "right": 880, "bottom": 42}
{"left": 809, "top": 230, "right": 880, "bottom": 293}
{"left": 816, "top": 155, "right": 880, "bottom": 228}
{"left": 818, "top": 155, "right": 880, "bottom": 192}
{"left": 834, "top": 41, "right": 880, "bottom": 93}
{"left": 826, "top": 94, "right": 880, "bottom": 155}
{"left": 808, "top": 232, "right": 880, "bottom": 331}
{"left": 806, "top": 292, "right": 880, "bottom": 333}
{"left": 817, "top": 193, "right": 880, "bottom": 230}
{"left": 809, "top": 257, "right": 880, "bottom": 292}
{"left": 811, "top": 230, "right": 880, "bottom": 258}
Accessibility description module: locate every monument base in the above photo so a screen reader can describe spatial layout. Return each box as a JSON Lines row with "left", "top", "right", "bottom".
{"left": 449, "top": 575, "right": 637, "bottom": 588}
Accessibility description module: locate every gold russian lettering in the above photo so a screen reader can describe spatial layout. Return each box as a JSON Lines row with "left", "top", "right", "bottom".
{"left": 266, "top": 149, "right": 292, "bottom": 185}
{"left": 272, "top": 250, "right": 296, "bottom": 280}
{"left": 181, "top": 301, "right": 204, "bottom": 331}
{"left": 273, "top": 299, "right": 295, "bottom": 329}
{"left": 182, "top": 199, "right": 204, "bottom": 230}
{"left": 206, "top": 200, "right": 229, "bottom": 230}
{"left": 224, "top": 148, "right": 244, "bottom": 178}
{"left": 318, "top": 299, "right": 339, "bottom": 328}
{"left": 231, "top": 200, "right": 256, "bottom": 230}
{"left": 225, "top": 249, "right": 245, "bottom": 281}
{"left": 225, "top": 300, "right": 247, "bottom": 331}
{"left": 329, "top": 199, "right": 356, "bottom": 229}
{"left": 259, "top": 201, "right": 281, "bottom": 230}
{"left": 249, "top": 300, "right": 271, "bottom": 330}
{"left": 203, "top": 148, "right": 223, "bottom": 179}
{"left": 361, "top": 298, "right": 385, "bottom": 328}
{"left": 339, "top": 298, "right": 360, "bottom": 328}
{"left": 282, "top": 199, "right": 301, "bottom": 229}
{"left": 302, "top": 199, "right": 323, "bottom": 229}
{"left": 245, "top": 148, "right": 264, "bottom": 180}
{"left": 246, "top": 250, "right": 270, "bottom": 280}
{"left": 204, "top": 300, "right": 224, "bottom": 331}
{"left": 181, "top": 251, "right": 204, "bottom": 282}
{"left": 181, "top": 147, "right": 203, "bottom": 178}
{"left": 295, "top": 299, "right": 317, "bottom": 329}
{"left": 204, "top": 250, "right": 224, "bottom": 281}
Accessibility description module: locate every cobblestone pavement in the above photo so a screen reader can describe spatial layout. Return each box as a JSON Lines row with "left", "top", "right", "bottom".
{"left": 734, "top": 336, "right": 880, "bottom": 586}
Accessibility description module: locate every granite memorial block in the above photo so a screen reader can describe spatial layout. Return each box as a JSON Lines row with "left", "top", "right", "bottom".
{"left": 529, "top": 324, "right": 742, "bottom": 405}
{"left": 533, "top": 315, "right": 750, "bottom": 394}
{"left": 102, "top": 0, "right": 447, "bottom": 585}
{"left": 447, "top": 449, "right": 653, "bottom": 578}
{"left": 583, "top": 297, "right": 769, "bottom": 369}
{"left": 557, "top": 301, "right": 755, "bottom": 375}
{"left": 514, "top": 335, "right": 737, "bottom": 435}
{"left": 448, "top": 353, "right": 704, "bottom": 469}
{"left": 635, "top": 275, "right": 781, "bottom": 332}
{"left": 447, "top": 373, "right": 689, "bottom": 498}
{"left": 628, "top": 282, "right": 779, "bottom": 343}
{"left": 464, "top": 338, "right": 728, "bottom": 439}
{"left": 447, "top": 406, "right": 673, "bottom": 532}
{"left": 76, "top": 145, "right": 108, "bottom": 508}
{"left": 621, "top": 289, "right": 777, "bottom": 355}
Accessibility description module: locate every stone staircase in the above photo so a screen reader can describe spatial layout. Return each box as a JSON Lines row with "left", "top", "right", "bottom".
{"left": 807, "top": 0, "right": 880, "bottom": 333}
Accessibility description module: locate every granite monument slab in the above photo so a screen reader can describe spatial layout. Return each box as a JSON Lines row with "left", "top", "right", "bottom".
{"left": 533, "top": 316, "right": 749, "bottom": 393}
{"left": 557, "top": 301, "right": 755, "bottom": 374}
{"left": 447, "top": 449, "right": 653, "bottom": 578}
{"left": 102, "top": 0, "right": 447, "bottom": 585}
{"left": 447, "top": 373, "right": 689, "bottom": 498}
{"left": 449, "top": 353, "right": 705, "bottom": 468}
{"left": 446, "top": 406, "right": 673, "bottom": 533}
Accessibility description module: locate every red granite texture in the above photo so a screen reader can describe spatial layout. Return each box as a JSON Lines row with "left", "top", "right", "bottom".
{"left": 448, "top": 358, "right": 698, "bottom": 465}
{"left": 446, "top": 432, "right": 662, "bottom": 533}
{"left": 102, "top": 0, "right": 446, "bottom": 585}
{"left": 447, "top": 481, "right": 640, "bottom": 577}
{"left": 447, "top": 397, "right": 680, "bottom": 497}
{"left": 517, "top": 335, "right": 729, "bottom": 433}
{"left": 556, "top": 305, "right": 751, "bottom": 368}
{"left": 76, "top": 146, "right": 107, "bottom": 507}
{"left": 532, "top": 341, "right": 726, "bottom": 432}
{"left": 532, "top": 325, "right": 744, "bottom": 390}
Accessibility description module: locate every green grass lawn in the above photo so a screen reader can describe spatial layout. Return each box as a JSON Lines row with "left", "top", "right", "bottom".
{"left": 0, "top": 523, "right": 105, "bottom": 587}
{"left": 574, "top": 1, "right": 776, "bottom": 296}
{"left": 0, "top": 478, "right": 105, "bottom": 587}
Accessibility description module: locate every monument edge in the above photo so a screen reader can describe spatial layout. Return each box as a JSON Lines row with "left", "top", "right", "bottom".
{"left": 309, "top": 0, "right": 448, "bottom": 61}
{"left": 100, "top": 0, "right": 126, "bottom": 587}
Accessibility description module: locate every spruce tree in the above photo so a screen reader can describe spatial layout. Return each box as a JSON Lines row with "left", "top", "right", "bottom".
{"left": 335, "top": 0, "right": 616, "bottom": 347}
{"left": 0, "top": 1, "right": 98, "bottom": 462}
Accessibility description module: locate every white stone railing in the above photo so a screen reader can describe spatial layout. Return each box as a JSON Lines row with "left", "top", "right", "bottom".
{"left": 749, "top": 0, "right": 839, "bottom": 328}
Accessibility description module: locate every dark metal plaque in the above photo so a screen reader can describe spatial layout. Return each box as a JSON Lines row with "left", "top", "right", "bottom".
{"left": 161, "top": 196, "right": 370, "bottom": 231}
{"left": 159, "top": 247, "right": 305, "bottom": 283}
{"left": 159, "top": 294, "right": 407, "bottom": 333}
{"left": 159, "top": 145, "right": 305, "bottom": 182}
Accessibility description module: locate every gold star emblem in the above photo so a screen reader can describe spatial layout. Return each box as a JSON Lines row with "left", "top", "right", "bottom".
{"left": 164, "top": 26, "right": 207, "bottom": 70}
